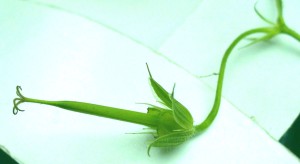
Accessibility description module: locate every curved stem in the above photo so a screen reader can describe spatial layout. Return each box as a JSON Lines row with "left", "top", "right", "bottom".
{"left": 195, "top": 27, "right": 272, "bottom": 133}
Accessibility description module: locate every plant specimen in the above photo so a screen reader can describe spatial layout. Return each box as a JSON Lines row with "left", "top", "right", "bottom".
{"left": 13, "top": 65, "right": 196, "bottom": 155}
{"left": 13, "top": 0, "right": 300, "bottom": 155}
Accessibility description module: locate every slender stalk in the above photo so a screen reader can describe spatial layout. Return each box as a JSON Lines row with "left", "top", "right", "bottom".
{"left": 195, "top": 27, "right": 272, "bottom": 132}
{"left": 20, "top": 97, "right": 159, "bottom": 127}
{"left": 282, "top": 25, "right": 300, "bottom": 42}
{"left": 195, "top": 3, "right": 300, "bottom": 132}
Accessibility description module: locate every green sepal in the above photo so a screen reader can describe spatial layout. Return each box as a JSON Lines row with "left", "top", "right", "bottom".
{"left": 147, "top": 129, "right": 195, "bottom": 156}
{"left": 146, "top": 64, "right": 172, "bottom": 108}
{"left": 170, "top": 85, "right": 194, "bottom": 129}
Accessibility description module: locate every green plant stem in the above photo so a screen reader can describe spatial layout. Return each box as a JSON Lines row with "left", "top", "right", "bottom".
{"left": 194, "top": 0, "right": 300, "bottom": 133}
{"left": 194, "top": 20, "right": 300, "bottom": 133}
{"left": 194, "top": 27, "right": 272, "bottom": 133}
{"left": 282, "top": 25, "right": 300, "bottom": 42}
{"left": 21, "top": 97, "right": 159, "bottom": 127}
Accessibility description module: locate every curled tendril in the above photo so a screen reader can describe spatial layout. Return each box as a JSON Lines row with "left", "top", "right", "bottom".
{"left": 13, "top": 86, "right": 26, "bottom": 115}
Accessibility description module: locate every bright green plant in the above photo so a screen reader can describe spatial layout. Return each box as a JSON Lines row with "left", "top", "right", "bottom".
{"left": 14, "top": 64, "right": 196, "bottom": 155}
{"left": 13, "top": 0, "right": 300, "bottom": 155}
